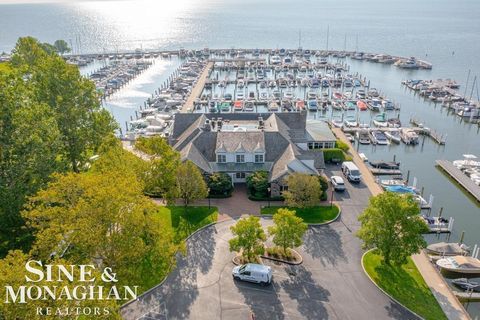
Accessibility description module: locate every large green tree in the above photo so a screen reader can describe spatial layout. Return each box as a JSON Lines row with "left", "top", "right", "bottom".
{"left": 135, "top": 136, "right": 180, "bottom": 201}
{"left": 176, "top": 161, "right": 208, "bottom": 208}
{"left": 283, "top": 173, "right": 322, "bottom": 208}
{"left": 12, "top": 36, "right": 117, "bottom": 172}
{"left": 268, "top": 209, "right": 307, "bottom": 255}
{"left": 0, "top": 71, "right": 62, "bottom": 255}
{"left": 229, "top": 216, "right": 266, "bottom": 262}
{"left": 0, "top": 37, "right": 116, "bottom": 255}
{"left": 357, "top": 192, "right": 429, "bottom": 265}
{"left": 53, "top": 39, "right": 71, "bottom": 55}
{"left": 22, "top": 168, "right": 176, "bottom": 291}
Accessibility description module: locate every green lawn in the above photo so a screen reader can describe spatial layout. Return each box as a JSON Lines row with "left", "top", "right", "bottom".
{"left": 261, "top": 205, "right": 339, "bottom": 224}
{"left": 156, "top": 206, "right": 218, "bottom": 242}
{"left": 363, "top": 250, "right": 447, "bottom": 320}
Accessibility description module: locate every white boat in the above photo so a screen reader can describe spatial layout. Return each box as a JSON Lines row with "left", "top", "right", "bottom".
{"left": 384, "top": 129, "right": 401, "bottom": 144}
{"left": 343, "top": 116, "right": 358, "bottom": 127}
{"left": 373, "top": 113, "right": 388, "bottom": 127}
{"left": 453, "top": 154, "right": 480, "bottom": 170}
{"left": 426, "top": 242, "right": 470, "bottom": 256}
{"left": 400, "top": 128, "right": 419, "bottom": 145}
{"left": 370, "top": 130, "right": 389, "bottom": 145}
{"left": 436, "top": 256, "right": 480, "bottom": 274}
{"left": 395, "top": 57, "right": 419, "bottom": 69}
{"left": 359, "top": 153, "right": 368, "bottom": 162}
{"left": 356, "top": 130, "right": 371, "bottom": 144}
{"left": 268, "top": 101, "right": 279, "bottom": 112}
{"left": 331, "top": 118, "right": 343, "bottom": 128}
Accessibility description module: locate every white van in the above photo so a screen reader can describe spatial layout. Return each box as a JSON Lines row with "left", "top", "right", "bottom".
{"left": 232, "top": 263, "right": 272, "bottom": 285}
{"left": 341, "top": 161, "right": 362, "bottom": 183}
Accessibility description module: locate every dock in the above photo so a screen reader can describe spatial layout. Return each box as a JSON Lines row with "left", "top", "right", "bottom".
{"left": 369, "top": 168, "right": 403, "bottom": 176}
{"left": 436, "top": 160, "right": 480, "bottom": 202}
{"left": 454, "top": 291, "right": 480, "bottom": 301}
{"left": 180, "top": 61, "right": 213, "bottom": 113}
{"left": 333, "top": 127, "right": 471, "bottom": 320}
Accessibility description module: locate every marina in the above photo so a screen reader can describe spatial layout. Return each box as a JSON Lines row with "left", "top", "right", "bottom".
{"left": 2, "top": 0, "right": 480, "bottom": 318}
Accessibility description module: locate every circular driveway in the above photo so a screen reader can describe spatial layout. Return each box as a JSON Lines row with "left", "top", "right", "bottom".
{"left": 121, "top": 166, "right": 418, "bottom": 320}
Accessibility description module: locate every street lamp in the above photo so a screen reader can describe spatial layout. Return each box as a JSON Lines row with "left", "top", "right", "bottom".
{"left": 207, "top": 187, "right": 211, "bottom": 209}
{"left": 330, "top": 186, "right": 334, "bottom": 208}
{"left": 267, "top": 187, "right": 271, "bottom": 208}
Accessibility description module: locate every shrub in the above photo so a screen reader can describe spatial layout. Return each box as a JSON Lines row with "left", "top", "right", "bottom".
{"left": 323, "top": 148, "right": 346, "bottom": 163}
{"left": 335, "top": 140, "right": 350, "bottom": 152}
{"left": 206, "top": 172, "right": 233, "bottom": 197}
{"left": 246, "top": 171, "right": 269, "bottom": 198}
{"left": 318, "top": 175, "right": 329, "bottom": 201}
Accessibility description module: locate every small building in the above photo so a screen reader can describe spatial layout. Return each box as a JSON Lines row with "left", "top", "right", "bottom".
{"left": 169, "top": 112, "right": 333, "bottom": 197}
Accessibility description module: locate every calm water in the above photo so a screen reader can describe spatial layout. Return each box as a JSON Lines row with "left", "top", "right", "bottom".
{"left": 1, "top": 0, "right": 479, "bottom": 317}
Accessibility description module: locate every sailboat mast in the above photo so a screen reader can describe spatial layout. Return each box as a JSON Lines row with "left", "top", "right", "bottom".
{"left": 326, "top": 26, "right": 329, "bottom": 52}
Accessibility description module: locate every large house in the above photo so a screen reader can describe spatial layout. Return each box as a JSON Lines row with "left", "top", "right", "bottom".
{"left": 169, "top": 111, "right": 336, "bottom": 196}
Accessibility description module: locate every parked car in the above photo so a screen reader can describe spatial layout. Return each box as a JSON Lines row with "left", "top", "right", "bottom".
{"left": 330, "top": 176, "right": 346, "bottom": 191}
{"left": 232, "top": 263, "right": 272, "bottom": 286}
{"left": 341, "top": 161, "right": 362, "bottom": 183}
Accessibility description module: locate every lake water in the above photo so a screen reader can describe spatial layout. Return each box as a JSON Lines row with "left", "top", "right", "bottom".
{"left": 1, "top": 0, "right": 479, "bottom": 317}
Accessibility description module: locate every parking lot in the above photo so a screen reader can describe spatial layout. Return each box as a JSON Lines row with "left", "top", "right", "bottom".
{"left": 121, "top": 165, "right": 417, "bottom": 320}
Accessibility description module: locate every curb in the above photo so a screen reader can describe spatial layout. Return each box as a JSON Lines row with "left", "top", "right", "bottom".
{"left": 360, "top": 249, "right": 425, "bottom": 320}
{"left": 261, "top": 248, "right": 303, "bottom": 265}
{"left": 121, "top": 218, "right": 232, "bottom": 309}
{"left": 260, "top": 203, "right": 342, "bottom": 226}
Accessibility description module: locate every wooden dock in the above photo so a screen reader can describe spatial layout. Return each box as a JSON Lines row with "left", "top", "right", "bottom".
{"left": 436, "top": 160, "right": 480, "bottom": 202}
{"left": 369, "top": 168, "right": 403, "bottom": 176}
{"left": 453, "top": 291, "right": 480, "bottom": 301}
{"left": 180, "top": 61, "right": 214, "bottom": 113}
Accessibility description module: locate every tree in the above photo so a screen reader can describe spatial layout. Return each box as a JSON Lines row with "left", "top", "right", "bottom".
{"left": 357, "top": 192, "right": 429, "bottom": 266}
{"left": 175, "top": 161, "right": 208, "bottom": 208}
{"left": 246, "top": 170, "right": 269, "bottom": 198}
{"left": 11, "top": 37, "right": 117, "bottom": 172}
{"left": 283, "top": 173, "right": 321, "bottom": 208}
{"left": 229, "top": 216, "right": 266, "bottom": 262}
{"left": 22, "top": 168, "right": 177, "bottom": 292}
{"left": 53, "top": 39, "right": 71, "bottom": 55}
{"left": 135, "top": 136, "right": 180, "bottom": 200}
{"left": 268, "top": 209, "right": 307, "bottom": 255}
{"left": 207, "top": 172, "right": 233, "bottom": 196}
{"left": 0, "top": 71, "right": 63, "bottom": 255}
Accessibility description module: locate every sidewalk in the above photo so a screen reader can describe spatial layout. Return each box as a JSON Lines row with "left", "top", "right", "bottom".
{"left": 333, "top": 127, "right": 471, "bottom": 320}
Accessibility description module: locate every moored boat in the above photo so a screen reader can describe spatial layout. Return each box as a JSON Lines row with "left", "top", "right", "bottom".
{"left": 436, "top": 256, "right": 480, "bottom": 274}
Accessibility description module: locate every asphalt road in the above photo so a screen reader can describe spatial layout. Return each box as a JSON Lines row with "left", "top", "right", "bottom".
{"left": 121, "top": 165, "right": 418, "bottom": 320}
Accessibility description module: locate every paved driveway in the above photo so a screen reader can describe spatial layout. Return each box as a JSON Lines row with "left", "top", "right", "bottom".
{"left": 121, "top": 166, "right": 417, "bottom": 320}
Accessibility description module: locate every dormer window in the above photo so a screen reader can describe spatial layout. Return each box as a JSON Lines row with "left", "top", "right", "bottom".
{"left": 217, "top": 154, "right": 226, "bottom": 163}
{"left": 255, "top": 154, "right": 264, "bottom": 163}
{"left": 236, "top": 154, "right": 245, "bottom": 163}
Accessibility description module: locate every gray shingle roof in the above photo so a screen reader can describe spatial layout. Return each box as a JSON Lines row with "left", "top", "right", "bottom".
{"left": 170, "top": 112, "right": 325, "bottom": 177}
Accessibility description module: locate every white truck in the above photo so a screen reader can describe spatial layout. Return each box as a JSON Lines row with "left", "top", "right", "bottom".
{"left": 341, "top": 161, "right": 362, "bottom": 183}
{"left": 232, "top": 263, "right": 272, "bottom": 286}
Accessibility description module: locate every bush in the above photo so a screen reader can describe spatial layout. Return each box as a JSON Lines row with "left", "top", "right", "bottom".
{"left": 248, "top": 195, "right": 284, "bottom": 201}
{"left": 206, "top": 172, "right": 233, "bottom": 197}
{"left": 265, "top": 247, "right": 293, "bottom": 260}
{"left": 246, "top": 171, "right": 269, "bottom": 198}
{"left": 318, "top": 175, "right": 329, "bottom": 201}
{"left": 323, "top": 148, "right": 346, "bottom": 163}
{"left": 335, "top": 140, "right": 350, "bottom": 152}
